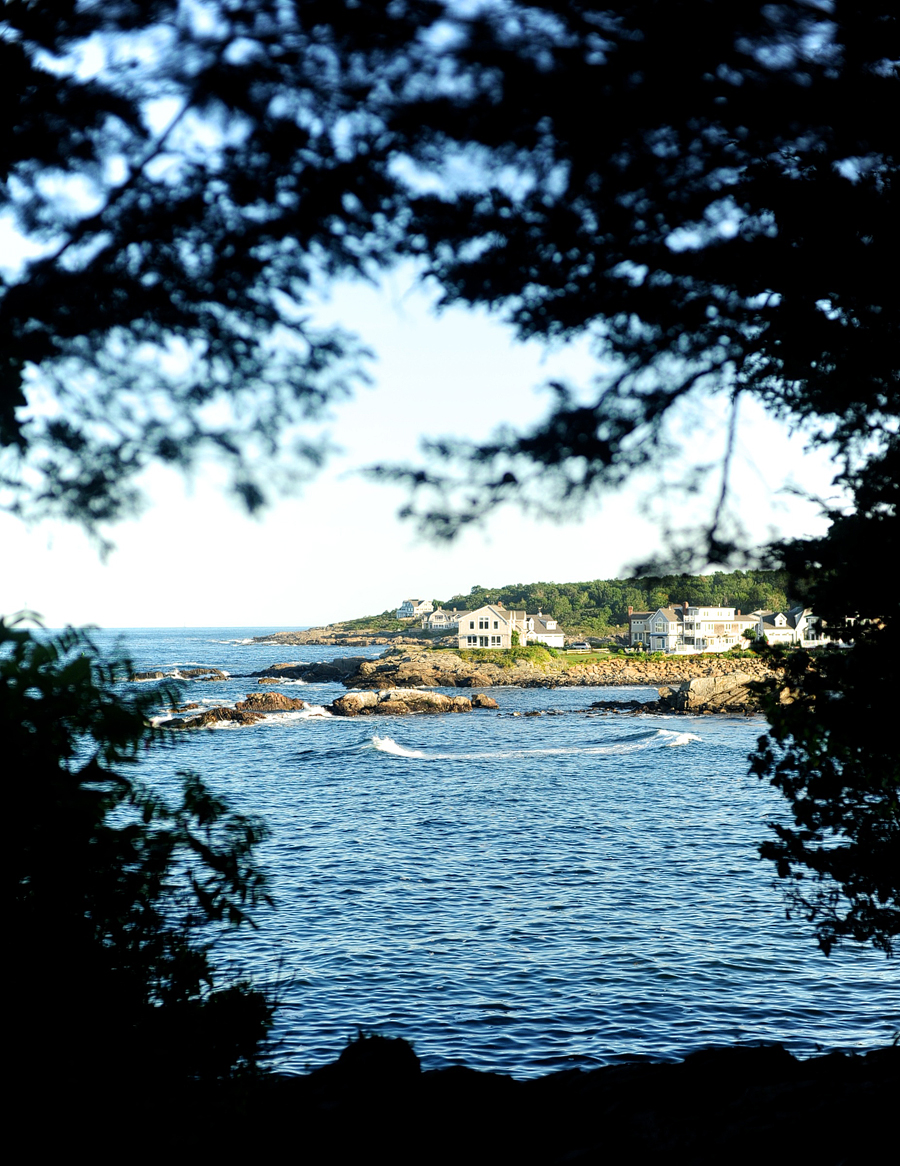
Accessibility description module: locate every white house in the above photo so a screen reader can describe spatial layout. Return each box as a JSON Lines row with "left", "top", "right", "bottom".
{"left": 397, "top": 598, "right": 434, "bottom": 619}
{"left": 422, "top": 607, "right": 467, "bottom": 630}
{"left": 756, "top": 605, "right": 822, "bottom": 646}
{"left": 643, "top": 601, "right": 758, "bottom": 653}
{"left": 524, "top": 611, "right": 566, "bottom": 649}
{"left": 680, "top": 603, "right": 757, "bottom": 652}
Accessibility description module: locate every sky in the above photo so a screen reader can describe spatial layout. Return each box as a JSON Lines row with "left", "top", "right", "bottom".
{"left": 0, "top": 266, "right": 840, "bottom": 629}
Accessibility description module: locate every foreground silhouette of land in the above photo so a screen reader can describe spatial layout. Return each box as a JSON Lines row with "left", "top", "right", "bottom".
{"left": 30, "top": 1037, "right": 893, "bottom": 1164}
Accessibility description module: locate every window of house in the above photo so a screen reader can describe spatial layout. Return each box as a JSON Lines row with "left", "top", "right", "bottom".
{"left": 493, "top": 621, "right": 499, "bottom": 629}
{"left": 469, "top": 620, "right": 475, "bottom": 629}
{"left": 479, "top": 617, "right": 489, "bottom": 629}
{"left": 491, "top": 636, "right": 501, "bottom": 646}
{"left": 467, "top": 635, "right": 477, "bottom": 646}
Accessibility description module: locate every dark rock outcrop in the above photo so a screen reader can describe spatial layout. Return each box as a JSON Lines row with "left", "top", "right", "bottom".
{"left": 235, "top": 691, "right": 306, "bottom": 712}
{"left": 329, "top": 689, "right": 473, "bottom": 717}
{"left": 131, "top": 666, "right": 227, "bottom": 682}
{"left": 252, "top": 657, "right": 369, "bottom": 684}
{"left": 471, "top": 694, "right": 499, "bottom": 709}
{"left": 163, "top": 706, "right": 264, "bottom": 729}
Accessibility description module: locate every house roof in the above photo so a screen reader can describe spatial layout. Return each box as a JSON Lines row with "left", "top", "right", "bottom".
{"left": 527, "top": 614, "right": 565, "bottom": 634}
{"left": 459, "top": 604, "right": 524, "bottom": 625}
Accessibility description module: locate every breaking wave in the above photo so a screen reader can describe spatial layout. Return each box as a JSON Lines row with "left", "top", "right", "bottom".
{"left": 370, "top": 735, "right": 428, "bottom": 758}
{"left": 365, "top": 727, "right": 701, "bottom": 762}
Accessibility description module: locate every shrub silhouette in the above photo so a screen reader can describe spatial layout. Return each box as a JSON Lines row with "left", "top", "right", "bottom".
{"left": 4, "top": 620, "right": 274, "bottom": 1090}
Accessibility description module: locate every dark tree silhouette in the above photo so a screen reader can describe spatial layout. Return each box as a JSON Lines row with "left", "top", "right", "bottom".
{"left": 1, "top": 0, "right": 432, "bottom": 533}
{"left": 4, "top": 621, "right": 274, "bottom": 1084}
{"left": 3, "top": 2, "right": 897, "bottom": 953}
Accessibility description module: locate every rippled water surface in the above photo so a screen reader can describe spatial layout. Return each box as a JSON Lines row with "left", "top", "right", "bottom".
{"left": 92, "top": 628, "right": 898, "bottom": 1075}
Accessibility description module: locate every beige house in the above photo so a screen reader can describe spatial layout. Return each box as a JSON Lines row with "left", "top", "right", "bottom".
{"left": 458, "top": 605, "right": 527, "bottom": 649}
{"left": 457, "top": 604, "right": 567, "bottom": 649}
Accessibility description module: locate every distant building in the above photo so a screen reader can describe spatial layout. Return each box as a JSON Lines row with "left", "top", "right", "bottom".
{"left": 637, "top": 601, "right": 758, "bottom": 653}
{"left": 458, "top": 604, "right": 526, "bottom": 649}
{"left": 397, "top": 598, "right": 434, "bottom": 619}
{"left": 457, "top": 604, "right": 567, "bottom": 649}
{"left": 755, "top": 605, "right": 827, "bottom": 647}
{"left": 627, "top": 607, "right": 654, "bottom": 647}
{"left": 422, "top": 607, "right": 467, "bottom": 630}
{"left": 523, "top": 611, "right": 566, "bottom": 649}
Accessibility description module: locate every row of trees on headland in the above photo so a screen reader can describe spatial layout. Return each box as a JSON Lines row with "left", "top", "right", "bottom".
{"left": 436, "top": 570, "right": 792, "bottom": 637}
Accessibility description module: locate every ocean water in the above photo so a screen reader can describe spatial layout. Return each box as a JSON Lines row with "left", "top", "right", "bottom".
{"left": 82, "top": 628, "right": 900, "bottom": 1075}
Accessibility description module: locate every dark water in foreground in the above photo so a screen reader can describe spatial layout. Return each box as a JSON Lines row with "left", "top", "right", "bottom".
{"left": 87, "top": 628, "right": 898, "bottom": 1075}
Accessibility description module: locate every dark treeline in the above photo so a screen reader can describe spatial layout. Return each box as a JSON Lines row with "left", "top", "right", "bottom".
{"left": 437, "top": 571, "right": 792, "bottom": 636}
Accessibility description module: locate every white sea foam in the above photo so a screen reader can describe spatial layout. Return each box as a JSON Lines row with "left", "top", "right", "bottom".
{"left": 371, "top": 735, "right": 428, "bottom": 759}
{"left": 296, "top": 703, "right": 332, "bottom": 719}
{"left": 367, "top": 727, "right": 700, "bottom": 763}
{"left": 658, "top": 730, "right": 703, "bottom": 747}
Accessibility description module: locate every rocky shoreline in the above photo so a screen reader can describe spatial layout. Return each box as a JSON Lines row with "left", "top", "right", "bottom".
{"left": 146, "top": 649, "right": 781, "bottom": 726}
{"left": 110, "top": 1036, "right": 896, "bottom": 1164}
{"left": 250, "top": 628, "right": 436, "bottom": 648}
{"left": 252, "top": 646, "right": 780, "bottom": 693}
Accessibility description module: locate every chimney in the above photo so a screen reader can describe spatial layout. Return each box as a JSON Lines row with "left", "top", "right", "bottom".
{"left": 628, "top": 606, "right": 633, "bottom": 615}
{"left": 683, "top": 600, "right": 689, "bottom": 611}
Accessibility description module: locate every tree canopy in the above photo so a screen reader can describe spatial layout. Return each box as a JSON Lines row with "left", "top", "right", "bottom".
{"left": 3, "top": 2, "right": 897, "bottom": 954}
{"left": 437, "top": 568, "right": 791, "bottom": 635}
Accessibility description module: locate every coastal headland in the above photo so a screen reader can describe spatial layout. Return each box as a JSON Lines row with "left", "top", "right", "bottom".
{"left": 149, "top": 648, "right": 784, "bottom": 725}
{"left": 251, "top": 646, "right": 781, "bottom": 713}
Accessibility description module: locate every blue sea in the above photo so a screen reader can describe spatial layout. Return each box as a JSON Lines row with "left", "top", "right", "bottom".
{"left": 84, "top": 627, "right": 898, "bottom": 1076}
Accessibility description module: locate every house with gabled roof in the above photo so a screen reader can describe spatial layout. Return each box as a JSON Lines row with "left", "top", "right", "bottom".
{"left": 643, "top": 601, "right": 758, "bottom": 652}
{"left": 458, "top": 604, "right": 526, "bottom": 649}
{"left": 756, "top": 605, "right": 817, "bottom": 646}
{"left": 628, "top": 607, "right": 655, "bottom": 647}
{"left": 524, "top": 611, "right": 566, "bottom": 648}
{"left": 397, "top": 598, "right": 434, "bottom": 619}
{"left": 457, "top": 603, "right": 568, "bottom": 649}
{"left": 422, "top": 607, "right": 467, "bottom": 630}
